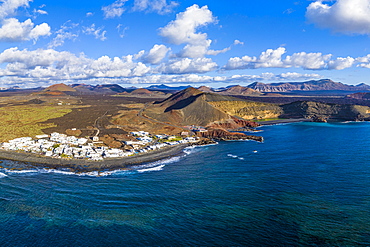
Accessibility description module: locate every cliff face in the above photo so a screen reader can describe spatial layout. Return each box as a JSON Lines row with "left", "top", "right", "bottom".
{"left": 196, "top": 128, "right": 263, "bottom": 142}
{"left": 208, "top": 101, "right": 283, "bottom": 120}
{"left": 282, "top": 101, "right": 370, "bottom": 121}
{"left": 346, "top": 92, "right": 370, "bottom": 100}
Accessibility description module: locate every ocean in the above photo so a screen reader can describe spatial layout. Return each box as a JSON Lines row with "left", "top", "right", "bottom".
{"left": 0, "top": 122, "right": 370, "bottom": 246}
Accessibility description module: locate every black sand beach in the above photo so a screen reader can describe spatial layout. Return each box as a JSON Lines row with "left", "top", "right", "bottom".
{"left": 0, "top": 144, "right": 190, "bottom": 172}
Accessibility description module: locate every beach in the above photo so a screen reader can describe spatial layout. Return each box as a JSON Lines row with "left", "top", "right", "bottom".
{"left": 0, "top": 144, "right": 190, "bottom": 172}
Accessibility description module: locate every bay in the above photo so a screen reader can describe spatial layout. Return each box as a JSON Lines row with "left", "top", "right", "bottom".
{"left": 0, "top": 122, "right": 370, "bottom": 246}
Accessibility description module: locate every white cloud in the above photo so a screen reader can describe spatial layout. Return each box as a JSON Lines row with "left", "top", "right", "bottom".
{"left": 116, "top": 24, "right": 128, "bottom": 38}
{"left": 86, "top": 12, "right": 94, "bottom": 17}
{"left": 223, "top": 47, "right": 354, "bottom": 70}
{"left": 159, "top": 4, "right": 231, "bottom": 58}
{"left": 306, "top": 0, "right": 370, "bottom": 35}
{"left": 233, "top": 40, "right": 244, "bottom": 45}
{"left": 34, "top": 9, "right": 47, "bottom": 15}
{"left": 102, "top": 0, "right": 128, "bottom": 19}
{"left": 0, "top": 0, "right": 51, "bottom": 43}
{"left": 285, "top": 51, "right": 332, "bottom": 70}
{"left": 159, "top": 57, "right": 218, "bottom": 74}
{"left": 0, "top": 18, "right": 50, "bottom": 42}
{"left": 142, "top": 44, "right": 170, "bottom": 64}
{"left": 48, "top": 21, "right": 79, "bottom": 49}
{"left": 132, "top": 0, "right": 178, "bottom": 14}
{"left": 83, "top": 24, "right": 107, "bottom": 41}
{"left": 0, "top": 47, "right": 152, "bottom": 84}
{"left": 159, "top": 4, "right": 215, "bottom": 45}
{"left": 328, "top": 56, "right": 355, "bottom": 70}
{"left": 0, "top": 0, "right": 31, "bottom": 19}
{"left": 224, "top": 47, "right": 286, "bottom": 70}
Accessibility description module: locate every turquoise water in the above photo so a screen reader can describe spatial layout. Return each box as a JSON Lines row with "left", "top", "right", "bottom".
{"left": 1, "top": 122, "right": 370, "bottom": 246}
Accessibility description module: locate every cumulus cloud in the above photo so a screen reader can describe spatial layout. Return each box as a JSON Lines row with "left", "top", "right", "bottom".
{"left": 106, "top": 72, "right": 323, "bottom": 85}
{"left": 83, "top": 24, "right": 107, "bottom": 41}
{"left": 0, "top": 0, "right": 51, "bottom": 42}
{"left": 284, "top": 51, "right": 332, "bottom": 70}
{"left": 306, "top": 0, "right": 370, "bottom": 35}
{"left": 0, "top": 18, "right": 50, "bottom": 42}
{"left": 132, "top": 0, "right": 178, "bottom": 14}
{"left": 141, "top": 44, "right": 171, "bottom": 65}
{"left": 158, "top": 57, "right": 218, "bottom": 74}
{"left": 223, "top": 47, "right": 358, "bottom": 71}
{"left": 0, "top": 47, "right": 152, "bottom": 85}
{"left": 159, "top": 4, "right": 215, "bottom": 45}
{"left": 102, "top": 0, "right": 128, "bottom": 19}
{"left": 159, "top": 4, "right": 229, "bottom": 58}
{"left": 328, "top": 56, "right": 355, "bottom": 70}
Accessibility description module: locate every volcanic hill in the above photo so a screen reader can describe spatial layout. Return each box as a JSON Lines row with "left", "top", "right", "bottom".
{"left": 143, "top": 87, "right": 370, "bottom": 125}
{"left": 143, "top": 87, "right": 282, "bottom": 126}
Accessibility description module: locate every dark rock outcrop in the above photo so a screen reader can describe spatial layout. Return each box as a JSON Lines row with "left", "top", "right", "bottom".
{"left": 196, "top": 128, "right": 263, "bottom": 142}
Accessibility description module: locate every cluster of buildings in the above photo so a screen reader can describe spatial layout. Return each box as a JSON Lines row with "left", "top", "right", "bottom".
{"left": 0, "top": 131, "right": 199, "bottom": 161}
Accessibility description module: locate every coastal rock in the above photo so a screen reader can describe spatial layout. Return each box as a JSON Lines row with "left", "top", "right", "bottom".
{"left": 190, "top": 138, "right": 217, "bottom": 146}
{"left": 196, "top": 128, "right": 263, "bottom": 142}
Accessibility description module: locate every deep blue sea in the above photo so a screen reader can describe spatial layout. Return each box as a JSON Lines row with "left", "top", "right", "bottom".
{"left": 1, "top": 122, "right": 370, "bottom": 246}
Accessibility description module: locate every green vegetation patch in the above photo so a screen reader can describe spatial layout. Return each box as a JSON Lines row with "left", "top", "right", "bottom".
{"left": 0, "top": 105, "right": 72, "bottom": 141}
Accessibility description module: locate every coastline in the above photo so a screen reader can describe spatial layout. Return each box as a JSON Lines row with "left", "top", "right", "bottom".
{"left": 0, "top": 144, "right": 190, "bottom": 172}
{"left": 258, "top": 118, "right": 311, "bottom": 126}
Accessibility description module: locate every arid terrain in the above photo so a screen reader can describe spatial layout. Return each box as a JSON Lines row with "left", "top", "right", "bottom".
{"left": 0, "top": 82, "right": 370, "bottom": 144}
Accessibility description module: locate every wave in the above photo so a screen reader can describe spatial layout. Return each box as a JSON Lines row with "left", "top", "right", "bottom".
{"left": 5, "top": 169, "right": 39, "bottom": 174}
{"left": 227, "top": 154, "right": 246, "bottom": 160}
{"left": 0, "top": 144, "right": 204, "bottom": 177}
{"left": 137, "top": 164, "right": 165, "bottom": 173}
{"left": 135, "top": 156, "right": 182, "bottom": 173}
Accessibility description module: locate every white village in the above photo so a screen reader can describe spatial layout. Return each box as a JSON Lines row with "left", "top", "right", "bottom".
{"left": 0, "top": 131, "right": 199, "bottom": 161}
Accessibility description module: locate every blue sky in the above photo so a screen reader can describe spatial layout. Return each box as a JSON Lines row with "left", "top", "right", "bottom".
{"left": 0, "top": 0, "right": 369, "bottom": 88}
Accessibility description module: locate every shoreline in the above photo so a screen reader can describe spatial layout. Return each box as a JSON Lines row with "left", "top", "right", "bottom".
{"left": 0, "top": 144, "right": 190, "bottom": 172}
{"left": 258, "top": 118, "right": 311, "bottom": 126}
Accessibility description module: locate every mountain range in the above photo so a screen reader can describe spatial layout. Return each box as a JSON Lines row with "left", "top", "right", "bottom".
{"left": 247, "top": 79, "right": 370, "bottom": 93}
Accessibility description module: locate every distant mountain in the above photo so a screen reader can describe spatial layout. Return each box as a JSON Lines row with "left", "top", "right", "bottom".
{"left": 146, "top": 84, "right": 191, "bottom": 91}
{"left": 123, "top": 88, "right": 166, "bottom": 96}
{"left": 198, "top": 86, "right": 214, "bottom": 93}
{"left": 247, "top": 79, "right": 370, "bottom": 93}
{"left": 32, "top": 83, "right": 76, "bottom": 96}
{"left": 44, "top": 83, "right": 76, "bottom": 92}
{"left": 219, "top": 85, "right": 262, "bottom": 96}
{"left": 70, "top": 84, "right": 126, "bottom": 95}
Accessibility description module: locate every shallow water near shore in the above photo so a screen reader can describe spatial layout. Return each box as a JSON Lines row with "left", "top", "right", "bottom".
{"left": 1, "top": 122, "right": 370, "bottom": 246}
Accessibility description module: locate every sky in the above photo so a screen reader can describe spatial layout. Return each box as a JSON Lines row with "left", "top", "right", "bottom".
{"left": 0, "top": 0, "right": 370, "bottom": 88}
